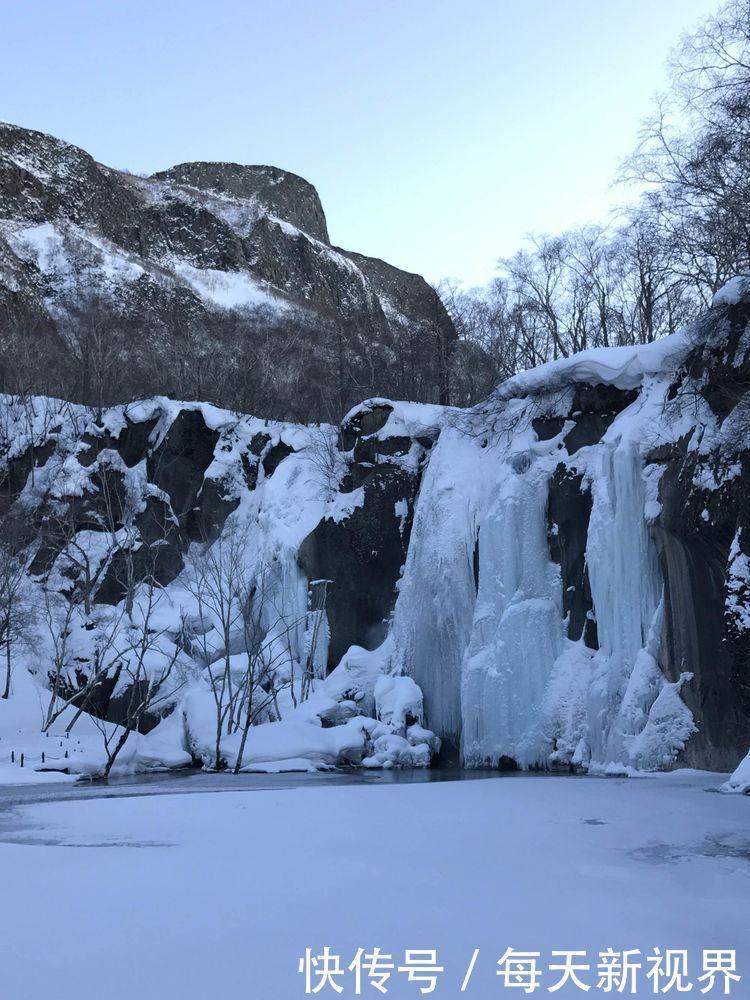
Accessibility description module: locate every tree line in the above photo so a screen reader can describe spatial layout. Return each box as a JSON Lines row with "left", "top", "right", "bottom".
{"left": 0, "top": 264, "right": 452, "bottom": 424}
{"left": 444, "top": 0, "right": 750, "bottom": 405}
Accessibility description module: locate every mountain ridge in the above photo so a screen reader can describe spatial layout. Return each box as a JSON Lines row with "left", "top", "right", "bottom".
{"left": 0, "top": 121, "right": 454, "bottom": 418}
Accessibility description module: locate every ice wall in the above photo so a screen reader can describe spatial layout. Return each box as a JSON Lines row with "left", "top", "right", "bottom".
{"left": 461, "top": 457, "right": 563, "bottom": 767}
{"left": 584, "top": 437, "right": 665, "bottom": 765}
{"left": 389, "top": 424, "right": 493, "bottom": 747}
{"left": 391, "top": 334, "right": 701, "bottom": 772}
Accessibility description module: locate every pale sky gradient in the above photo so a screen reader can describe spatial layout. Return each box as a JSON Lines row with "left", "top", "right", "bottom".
{"left": 1, "top": 0, "right": 719, "bottom": 286}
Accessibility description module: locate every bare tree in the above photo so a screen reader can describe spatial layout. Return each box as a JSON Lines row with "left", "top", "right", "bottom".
{"left": 0, "top": 514, "right": 34, "bottom": 699}
{"left": 41, "top": 590, "right": 125, "bottom": 733}
{"left": 39, "top": 453, "right": 178, "bottom": 733}
{"left": 231, "top": 569, "right": 329, "bottom": 772}
{"left": 623, "top": 0, "right": 750, "bottom": 298}
{"left": 183, "top": 524, "right": 255, "bottom": 769}
{"left": 89, "top": 581, "right": 184, "bottom": 778}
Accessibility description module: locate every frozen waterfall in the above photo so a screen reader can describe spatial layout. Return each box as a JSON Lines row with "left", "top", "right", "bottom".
{"left": 390, "top": 360, "right": 697, "bottom": 772}
{"left": 461, "top": 456, "right": 563, "bottom": 767}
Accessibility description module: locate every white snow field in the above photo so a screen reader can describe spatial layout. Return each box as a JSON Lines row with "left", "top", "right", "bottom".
{"left": 0, "top": 771, "right": 746, "bottom": 1000}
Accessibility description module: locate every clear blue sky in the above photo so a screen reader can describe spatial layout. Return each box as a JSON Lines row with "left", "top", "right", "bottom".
{"left": 1, "top": 0, "right": 718, "bottom": 286}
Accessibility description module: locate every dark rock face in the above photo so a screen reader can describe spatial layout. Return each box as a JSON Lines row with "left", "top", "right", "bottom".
{"left": 0, "top": 122, "right": 457, "bottom": 414}
{"left": 0, "top": 438, "right": 56, "bottom": 514}
{"left": 547, "top": 466, "right": 597, "bottom": 648}
{"left": 692, "top": 297, "right": 750, "bottom": 419}
{"left": 532, "top": 416, "right": 565, "bottom": 442}
{"left": 645, "top": 296, "right": 750, "bottom": 769}
{"left": 147, "top": 410, "right": 220, "bottom": 537}
{"left": 299, "top": 406, "right": 429, "bottom": 666}
{"left": 532, "top": 385, "right": 639, "bottom": 455}
{"left": 299, "top": 464, "right": 417, "bottom": 666}
{"left": 2, "top": 403, "right": 236, "bottom": 600}
{"left": 262, "top": 441, "right": 295, "bottom": 478}
{"left": 153, "top": 162, "right": 330, "bottom": 244}
{"left": 338, "top": 404, "right": 392, "bottom": 451}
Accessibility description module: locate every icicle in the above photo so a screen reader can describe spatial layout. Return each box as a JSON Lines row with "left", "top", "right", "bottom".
{"left": 585, "top": 437, "right": 665, "bottom": 766}
{"left": 390, "top": 428, "right": 490, "bottom": 744}
{"left": 461, "top": 454, "right": 564, "bottom": 767}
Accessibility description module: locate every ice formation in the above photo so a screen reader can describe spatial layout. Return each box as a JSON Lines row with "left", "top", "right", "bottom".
{"left": 3, "top": 281, "right": 750, "bottom": 780}
{"left": 390, "top": 329, "right": 708, "bottom": 772}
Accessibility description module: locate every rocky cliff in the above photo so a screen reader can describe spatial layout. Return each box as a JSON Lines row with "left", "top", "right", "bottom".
{"left": 0, "top": 122, "right": 455, "bottom": 416}
{"left": 1, "top": 265, "right": 749, "bottom": 775}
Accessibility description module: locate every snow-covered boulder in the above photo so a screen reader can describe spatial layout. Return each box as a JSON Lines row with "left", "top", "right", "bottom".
{"left": 374, "top": 675, "right": 423, "bottom": 735}
{"left": 721, "top": 751, "right": 750, "bottom": 794}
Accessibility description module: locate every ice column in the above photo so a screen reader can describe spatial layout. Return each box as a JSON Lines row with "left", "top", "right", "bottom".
{"left": 461, "top": 454, "right": 564, "bottom": 767}
{"left": 390, "top": 428, "right": 488, "bottom": 745}
{"left": 585, "top": 437, "right": 664, "bottom": 765}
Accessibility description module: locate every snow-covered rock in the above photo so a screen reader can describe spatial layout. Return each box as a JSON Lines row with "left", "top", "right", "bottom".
{"left": 0, "top": 121, "right": 456, "bottom": 417}
{"left": 721, "top": 751, "right": 750, "bottom": 794}
{"left": 2, "top": 277, "right": 750, "bottom": 780}
{"left": 374, "top": 675, "right": 423, "bottom": 734}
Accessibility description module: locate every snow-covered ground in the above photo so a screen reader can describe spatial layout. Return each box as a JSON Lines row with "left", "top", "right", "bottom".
{"left": 0, "top": 771, "right": 746, "bottom": 999}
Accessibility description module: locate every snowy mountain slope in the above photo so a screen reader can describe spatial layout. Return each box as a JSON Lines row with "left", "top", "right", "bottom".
{"left": 1, "top": 279, "right": 749, "bottom": 778}
{"left": 0, "top": 122, "right": 455, "bottom": 412}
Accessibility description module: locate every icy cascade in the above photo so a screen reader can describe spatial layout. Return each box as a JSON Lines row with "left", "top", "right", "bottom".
{"left": 390, "top": 330, "right": 704, "bottom": 771}
{"left": 457, "top": 429, "right": 677, "bottom": 770}
{"left": 461, "top": 459, "right": 563, "bottom": 767}
{"left": 389, "top": 425, "right": 491, "bottom": 745}
{"left": 543, "top": 434, "right": 696, "bottom": 771}
{"left": 584, "top": 437, "right": 665, "bottom": 765}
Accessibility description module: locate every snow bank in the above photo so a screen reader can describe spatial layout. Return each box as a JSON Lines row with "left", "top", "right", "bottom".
{"left": 341, "top": 397, "right": 451, "bottom": 441}
{"left": 0, "top": 665, "right": 191, "bottom": 784}
{"left": 493, "top": 331, "right": 691, "bottom": 400}
{"left": 712, "top": 274, "right": 750, "bottom": 307}
{"left": 721, "top": 751, "right": 750, "bottom": 794}
{"left": 374, "top": 675, "right": 423, "bottom": 733}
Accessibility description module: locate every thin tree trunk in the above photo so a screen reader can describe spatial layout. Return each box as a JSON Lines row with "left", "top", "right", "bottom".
{"left": 214, "top": 711, "right": 223, "bottom": 771}
{"left": 101, "top": 727, "right": 131, "bottom": 779}
{"left": 2, "top": 640, "right": 11, "bottom": 699}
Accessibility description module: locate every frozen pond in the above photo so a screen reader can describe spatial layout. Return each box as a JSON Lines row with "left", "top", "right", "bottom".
{"left": 0, "top": 765, "right": 520, "bottom": 808}
{"left": 0, "top": 769, "right": 746, "bottom": 999}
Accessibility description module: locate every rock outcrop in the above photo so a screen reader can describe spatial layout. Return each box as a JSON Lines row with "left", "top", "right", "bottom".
{"left": 0, "top": 122, "right": 455, "bottom": 415}
{"left": 1, "top": 268, "right": 750, "bottom": 774}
